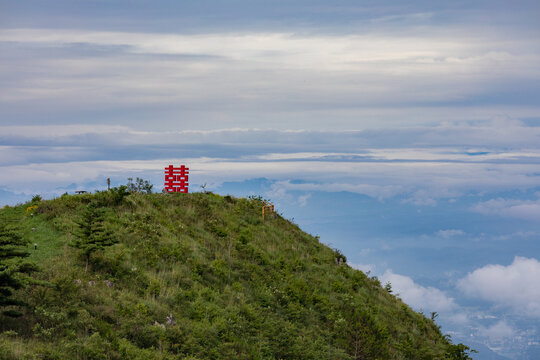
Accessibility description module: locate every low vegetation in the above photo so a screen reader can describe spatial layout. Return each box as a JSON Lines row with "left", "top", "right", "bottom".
{"left": 0, "top": 190, "right": 474, "bottom": 359}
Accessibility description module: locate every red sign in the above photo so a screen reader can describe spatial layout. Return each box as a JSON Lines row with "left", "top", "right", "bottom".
{"left": 164, "top": 165, "right": 189, "bottom": 193}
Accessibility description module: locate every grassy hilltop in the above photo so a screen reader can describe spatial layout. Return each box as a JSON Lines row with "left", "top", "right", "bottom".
{"left": 0, "top": 191, "right": 473, "bottom": 359}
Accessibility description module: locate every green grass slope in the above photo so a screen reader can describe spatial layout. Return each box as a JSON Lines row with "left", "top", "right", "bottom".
{"left": 1, "top": 192, "right": 471, "bottom": 359}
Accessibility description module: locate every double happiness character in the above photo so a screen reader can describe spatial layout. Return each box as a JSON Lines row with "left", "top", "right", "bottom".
{"left": 164, "top": 165, "right": 189, "bottom": 193}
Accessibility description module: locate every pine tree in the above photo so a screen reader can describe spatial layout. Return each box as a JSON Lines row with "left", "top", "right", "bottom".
{"left": 0, "top": 223, "right": 38, "bottom": 317}
{"left": 72, "top": 202, "right": 116, "bottom": 272}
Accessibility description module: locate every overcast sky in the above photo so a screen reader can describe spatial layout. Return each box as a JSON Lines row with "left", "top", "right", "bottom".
{"left": 1, "top": 1, "right": 540, "bottom": 358}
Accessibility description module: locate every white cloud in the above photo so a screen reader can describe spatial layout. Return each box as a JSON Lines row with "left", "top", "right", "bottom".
{"left": 402, "top": 190, "right": 438, "bottom": 206}
{"left": 493, "top": 231, "right": 537, "bottom": 241}
{"left": 264, "top": 182, "right": 290, "bottom": 203}
{"left": 274, "top": 180, "right": 405, "bottom": 201}
{"left": 478, "top": 321, "right": 516, "bottom": 342}
{"left": 380, "top": 270, "right": 457, "bottom": 312}
{"left": 458, "top": 257, "right": 540, "bottom": 318}
{"left": 436, "top": 229, "right": 466, "bottom": 238}
{"left": 4, "top": 116, "right": 540, "bottom": 150}
{"left": 350, "top": 263, "right": 377, "bottom": 274}
{"left": 297, "top": 193, "right": 311, "bottom": 207}
{"left": 472, "top": 198, "right": 540, "bottom": 221}
{"left": 3, "top": 28, "right": 534, "bottom": 76}
{"left": 1, "top": 28, "right": 540, "bottom": 131}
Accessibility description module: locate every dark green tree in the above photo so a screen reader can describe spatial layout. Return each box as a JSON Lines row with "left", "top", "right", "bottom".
{"left": 109, "top": 185, "right": 130, "bottom": 205}
{"left": 447, "top": 342, "right": 477, "bottom": 359}
{"left": 126, "top": 177, "right": 153, "bottom": 194}
{"left": 72, "top": 202, "right": 116, "bottom": 272}
{"left": 0, "top": 223, "right": 38, "bottom": 317}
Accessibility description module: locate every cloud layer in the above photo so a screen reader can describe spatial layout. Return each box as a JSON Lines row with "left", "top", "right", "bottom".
{"left": 458, "top": 257, "right": 540, "bottom": 318}
{"left": 1, "top": 24, "right": 539, "bottom": 130}
{"left": 1, "top": 119, "right": 539, "bottom": 204}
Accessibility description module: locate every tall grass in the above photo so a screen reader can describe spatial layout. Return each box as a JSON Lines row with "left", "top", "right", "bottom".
{"left": 0, "top": 192, "right": 473, "bottom": 359}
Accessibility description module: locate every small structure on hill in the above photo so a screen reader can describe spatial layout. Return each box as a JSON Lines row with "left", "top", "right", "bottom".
{"left": 262, "top": 202, "right": 274, "bottom": 220}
